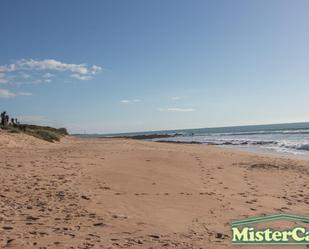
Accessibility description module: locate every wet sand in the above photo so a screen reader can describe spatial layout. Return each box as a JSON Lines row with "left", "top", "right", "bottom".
{"left": 0, "top": 131, "right": 308, "bottom": 248}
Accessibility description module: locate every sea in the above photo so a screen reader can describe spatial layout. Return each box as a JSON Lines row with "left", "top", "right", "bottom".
{"left": 80, "top": 122, "right": 309, "bottom": 157}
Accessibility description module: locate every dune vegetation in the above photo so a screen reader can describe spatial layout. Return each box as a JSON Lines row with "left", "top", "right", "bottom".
{"left": 4, "top": 124, "right": 68, "bottom": 142}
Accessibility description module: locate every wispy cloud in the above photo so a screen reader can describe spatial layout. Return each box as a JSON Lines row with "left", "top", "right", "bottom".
{"left": 0, "top": 73, "right": 8, "bottom": 84}
{"left": 0, "top": 64, "right": 16, "bottom": 73}
{"left": 120, "top": 99, "right": 141, "bottom": 104}
{"left": 19, "top": 73, "right": 31, "bottom": 79}
{"left": 0, "top": 89, "right": 16, "bottom": 98}
{"left": 0, "top": 59, "right": 102, "bottom": 98}
{"left": 171, "top": 96, "right": 181, "bottom": 101}
{"left": 0, "top": 88, "right": 32, "bottom": 98}
{"left": 0, "top": 58, "right": 102, "bottom": 84}
{"left": 43, "top": 73, "right": 55, "bottom": 78}
{"left": 13, "top": 59, "right": 100, "bottom": 75}
{"left": 158, "top": 107, "right": 195, "bottom": 112}
{"left": 71, "top": 74, "right": 92, "bottom": 81}
{"left": 18, "top": 92, "right": 33, "bottom": 96}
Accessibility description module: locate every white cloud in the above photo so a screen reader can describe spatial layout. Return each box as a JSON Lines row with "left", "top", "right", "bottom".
{"left": 17, "top": 59, "right": 92, "bottom": 75}
{"left": 43, "top": 73, "right": 55, "bottom": 78}
{"left": 0, "top": 58, "right": 102, "bottom": 99}
{"left": 0, "top": 64, "right": 16, "bottom": 73}
{"left": 0, "top": 73, "right": 8, "bottom": 84}
{"left": 31, "top": 79, "right": 42, "bottom": 84}
{"left": 0, "top": 89, "right": 16, "bottom": 98}
{"left": 120, "top": 100, "right": 130, "bottom": 104}
{"left": 0, "top": 88, "right": 32, "bottom": 98}
{"left": 20, "top": 73, "right": 30, "bottom": 79}
{"left": 158, "top": 108, "right": 195, "bottom": 112}
{"left": 120, "top": 99, "right": 141, "bottom": 104}
{"left": 71, "top": 74, "right": 92, "bottom": 81}
{"left": 171, "top": 96, "right": 181, "bottom": 100}
{"left": 18, "top": 92, "right": 33, "bottom": 96}
{"left": 91, "top": 65, "right": 102, "bottom": 74}
{"left": 0, "top": 58, "right": 102, "bottom": 82}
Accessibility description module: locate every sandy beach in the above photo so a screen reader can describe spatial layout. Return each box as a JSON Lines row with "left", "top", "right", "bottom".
{"left": 0, "top": 131, "right": 309, "bottom": 248}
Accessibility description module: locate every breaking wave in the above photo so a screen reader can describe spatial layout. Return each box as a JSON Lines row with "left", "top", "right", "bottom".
{"left": 154, "top": 131, "right": 309, "bottom": 155}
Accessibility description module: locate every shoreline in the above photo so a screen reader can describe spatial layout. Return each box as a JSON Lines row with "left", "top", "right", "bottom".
{"left": 76, "top": 133, "right": 309, "bottom": 160}
{"left": 134, "top": 138, "right": 309, "bottom": 161}
{"left": 1, "top": 133, "right": 308, "bottom": 248}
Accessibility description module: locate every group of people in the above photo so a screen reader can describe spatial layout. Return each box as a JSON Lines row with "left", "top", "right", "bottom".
{"left": 0, "top": 111, "right": 20, "bottom": 128}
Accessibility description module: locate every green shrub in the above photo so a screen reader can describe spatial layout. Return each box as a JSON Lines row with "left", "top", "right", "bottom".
{"left": 7, "top": 127, "right": 21, "bottom": 133}
{"left": 1, "top": 123, "right": 68, "bottom": 142}
{"left": 28, "top": 129, "right": 61, "bottom": 142}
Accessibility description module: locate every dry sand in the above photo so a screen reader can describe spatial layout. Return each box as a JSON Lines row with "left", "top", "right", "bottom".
{"left": 0, "top": 130, "right": 308, "bottom": 248}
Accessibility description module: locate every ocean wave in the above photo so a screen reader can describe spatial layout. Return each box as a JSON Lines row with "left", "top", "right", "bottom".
{"left": 202, "top": 140, "right": 277, "bottom": 146}
{"left": 151, "top": 125, "right": 309, "bottom": 155}
{"left": 277, "top": 142, "right": 309, "bottom": 152}
{"left": 155, "top": 136, "right": 309, "bottom": 154}
{"left": 187, "top": 129, "right": 309, "bottom": 137}
{"left": 205, "top": 140, "right": 309, "bottom": 152}
{"left": 298, "top": 144, "right": 309, "bottom": 151}
{"left": 155, "top": 136, "right": 279, "bottom": 146}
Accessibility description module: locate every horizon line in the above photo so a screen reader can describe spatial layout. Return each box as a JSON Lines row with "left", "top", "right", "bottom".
{"left": 73, "top": 120, "right": 309, "bottom": 136}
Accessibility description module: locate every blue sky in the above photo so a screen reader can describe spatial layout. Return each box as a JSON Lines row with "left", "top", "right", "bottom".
{"left": 1, "top": 0, "right": 309, "bottom": 133}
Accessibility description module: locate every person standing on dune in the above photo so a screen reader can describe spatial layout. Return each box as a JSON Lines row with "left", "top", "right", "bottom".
{"left": 1, "top": 111, "right": 6, "bottom": 126}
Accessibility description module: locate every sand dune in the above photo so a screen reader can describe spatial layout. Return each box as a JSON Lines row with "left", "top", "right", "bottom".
{"left": 0, "top": 132, "right": 308, "bottom": 248}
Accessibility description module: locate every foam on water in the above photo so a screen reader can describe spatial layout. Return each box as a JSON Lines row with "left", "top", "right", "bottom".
{"left": 84, "top": 122, "right": 309, "bottom": 156}
{"left": 150, "top": 122, "right": 309, "bottom": 156}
